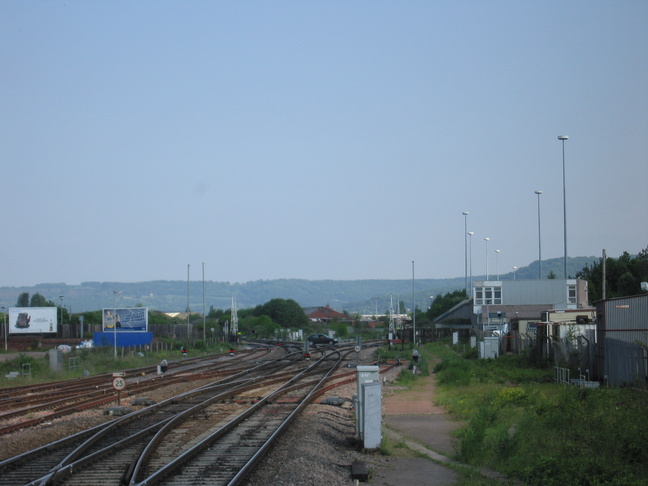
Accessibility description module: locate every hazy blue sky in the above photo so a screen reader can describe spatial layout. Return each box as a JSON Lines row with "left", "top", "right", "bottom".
{"left": 1, "top": 1, "right": 647, "bottom": 288}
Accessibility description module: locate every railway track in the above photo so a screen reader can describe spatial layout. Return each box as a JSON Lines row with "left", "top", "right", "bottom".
{"left": 1, "top": 342, "right": 384, "bottom": 486}
{"left": 0, "top": 344, "right": 315, "bottom": 485}
{"left": 0, "top": 348, "right": 275, "bottom": 435}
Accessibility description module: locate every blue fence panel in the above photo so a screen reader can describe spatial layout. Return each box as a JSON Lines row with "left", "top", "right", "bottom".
{"left": 94, "top": 332, "right": 154, "bottom": 348}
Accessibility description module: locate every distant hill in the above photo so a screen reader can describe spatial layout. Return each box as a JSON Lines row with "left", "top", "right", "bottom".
{"left": 0, "top": 256, "right": 597, "bottom": 314}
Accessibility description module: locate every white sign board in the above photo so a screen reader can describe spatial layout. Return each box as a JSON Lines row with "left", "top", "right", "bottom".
{"left": 9, "top": 307, "right": 57, "bottom": 334}
{"left": 102, "top": 307, "right": 148, "bottom": 332}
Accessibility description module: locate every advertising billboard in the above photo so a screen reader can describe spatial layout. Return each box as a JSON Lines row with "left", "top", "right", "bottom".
{"left": 102, "top": 307, "right": 148, "bottom": 332}
{"left": 9, "top": 307, "right": 58, "bottom": 334}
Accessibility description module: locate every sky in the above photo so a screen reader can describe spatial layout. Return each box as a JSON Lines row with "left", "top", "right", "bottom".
{"left": 1, "top": 1, "right": 647, "bottom": 288}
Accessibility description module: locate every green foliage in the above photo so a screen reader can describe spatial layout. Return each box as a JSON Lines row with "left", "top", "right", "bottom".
{"left": 428, "top": 289, "right": 468, "bottom": 320}
{"left": 375, "top": 345, "right": 429, "bottom": 385}
{"left": 79, "top": 310, "right": 102, "bottom": 325}
{"left": 330, "top": 321, "right": 349, "bottom": 339}
{"left": 0, "top": 342, "right": 235, "bottom": 386}
{"left": 239, "top": 314, "right": 280, "bottom": 339}
{"left": 17, "top": 292, "right": 29, "bottom": 307}
{"left": 430, "top": 345, "right": 648, "bottom": 485}
{"left": 251, "top": 298, "right": 308, "bottom": 328}
{"left": 577, "top": 247, "right": 648, "bottom": 302}
{"left": 0, "top": 353, "right": 47, "bottom": 377}
{"left": 30, "top": 293, "right": 55, "bottom": 307}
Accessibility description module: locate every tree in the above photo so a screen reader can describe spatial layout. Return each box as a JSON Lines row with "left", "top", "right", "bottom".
{"left": 17, "top": 293, "right": 29, "bottom": 307}
{"left": 427, "top": 289, "right": 468, "bottom": 321}
{"left": 252, "top": 298, "right": 308, "bottom": 329}
{"left": 30, "top": 293, "right": 54, "bottom": 307}
{"left": 331, "top": 321, "right": 349, "bottom": 339}
{"left": 577, "top": 247, "right": 648, "bottom": 303}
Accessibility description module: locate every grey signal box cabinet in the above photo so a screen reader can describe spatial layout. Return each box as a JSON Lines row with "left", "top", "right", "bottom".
{"left": 362, "top": 381, "right": 382, "bottom": 449}
{"left": 356, "top": 365, "right": 380, "bottom": 443}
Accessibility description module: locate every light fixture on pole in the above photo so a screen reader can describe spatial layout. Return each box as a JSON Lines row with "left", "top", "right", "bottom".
{"left": 535, "top": 190, "right": 543, "bottom": 279}
{"left": 202, "top": 262, "right": 206, "bottom": 342}
{"left": 468, "top": 232, "right": 474, "bottom": 291}
{"left": 187, "top": 264, "right": 191, "bottom": 325}
{"left": 2, "top": 306, "right": 7, "bottom": 352}
{"left": 113, "top": 290, "right": 122, "bottom": 359}
{"left": 495, "top": 249, "right": 501, "bottom": 280}
{"left": 462, "top": 211, "right": 469, "bottom": 291}
{"left": 558, "top": 135, "right": 569, "bottom": 279}
{"left": 512, "top": 266, "right": 518, "bottom": 280}
{"left": 412, "top": 260, "right": 416, "bottom": 348}
{"left": 59, "top": 296, "right": 64, "bottom": 327}
{"left": 484, "top": 237, "right": 490, "bottom": 280}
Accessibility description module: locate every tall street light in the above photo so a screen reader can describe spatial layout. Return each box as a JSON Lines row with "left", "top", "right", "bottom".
{"left": 462, "top": 211, "right": 469, "bottom": 291}
{"left": 468, "top": 232, "right": 474, "bottom": 291}
{"left": 59, "top": 296, "right": 64, "bottom": 327}
{"left": 558, "top": 135, "right": 569, "bottom": 279}
{"left": 411, "top": 260, "right": 416, "bottom": 347}
{"left": 2, "top": 306, "right": 7, "bottom": 352}
{"left": 535, "top": 190, "right": 543, "bottom": 279}
{"left": 484, "top": 237, "right": 490, "bottom": 280}
{"left": 187, "top": 264, "right": 191, "bottom": 345}
{"left": 512, "top": 266, "right": 518, "bottom": 280}
{"left": 113, "top": 290, "right": 122, "bottom": 358}
{"left": 202, "top": 262, "right": 206, "bottom": 342}
{"left": 495, "top": 249, "right": 501, "bottom": 280}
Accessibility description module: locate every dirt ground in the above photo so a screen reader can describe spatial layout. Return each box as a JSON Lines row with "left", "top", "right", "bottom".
{"left": 371, "top": 372, "right": 463, "bottom": 485}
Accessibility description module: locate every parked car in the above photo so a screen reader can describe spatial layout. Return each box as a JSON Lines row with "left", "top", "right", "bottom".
{"left": 307, "top": 333, "right": 338, "bottom": 345}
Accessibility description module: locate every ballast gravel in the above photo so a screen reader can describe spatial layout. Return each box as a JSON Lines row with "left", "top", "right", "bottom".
{"left": 0, "top": 350, "right": 403, "bottom": 485}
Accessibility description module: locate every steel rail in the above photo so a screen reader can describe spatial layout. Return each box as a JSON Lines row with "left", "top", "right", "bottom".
{"left": 128, "top": 349, "right": 346, "bottom": 486}
{"left": 0, "top": 349, "right": 274, "bottom": 435}
{"left": 24, "top": 353, "right": 307, "bottom": 486}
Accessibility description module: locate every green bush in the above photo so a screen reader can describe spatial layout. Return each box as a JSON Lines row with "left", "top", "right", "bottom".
{"left": 429, "top": 345, "right": 648, "bottom": 485}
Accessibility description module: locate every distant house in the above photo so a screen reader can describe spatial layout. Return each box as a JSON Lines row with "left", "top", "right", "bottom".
{"left": 304, "top": 304, "right": 346, "bottom": 323}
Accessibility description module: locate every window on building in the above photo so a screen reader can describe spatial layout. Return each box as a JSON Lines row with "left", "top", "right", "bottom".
{"left": 475, "top": 285, "right": 502, "bottom": 305}
{"left": 568, "top": 284, "right": 576, "bottom": 304}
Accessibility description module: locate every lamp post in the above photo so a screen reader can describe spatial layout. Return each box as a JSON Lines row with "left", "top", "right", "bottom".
{"left": 512, "top": 266, "right": 518, "bottom": 280}
{"left": 484, "top": 237, "right": 490, "bottom": 280}
{"left": 412, "top": 260, "right": 416, "bottom": 348}
{"left": 187, "top": 264, "right": 191, "bottom": 321}
{"left": 59, "top": 296, "right": 64, "bottom": 326}
{"left": 535, "top": 190, "right": 543, "bottom": 279}
{"left": 2, "top": 306, "right": 6, "bottom": 352}
{"left": 495, "top": 249, "right": 501, "bottom": 280}
{"left": 202, "top": 262, "right": 206, "bottom": 342}
{"left": 462, "top": 211, "right": 469, "bottom": 291}
{"left": 468, "top": 232, "right": 474, "bottom": 291}
{"left": 113, "top": 290, "right": 122, "bottom": 358}
{"left": 558, "top": 135, "right": 569, "bottom": 279}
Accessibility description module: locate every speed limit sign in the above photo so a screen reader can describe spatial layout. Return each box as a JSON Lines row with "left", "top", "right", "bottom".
{"left": 112, "top": 376, "right": 126, "bottom": 391}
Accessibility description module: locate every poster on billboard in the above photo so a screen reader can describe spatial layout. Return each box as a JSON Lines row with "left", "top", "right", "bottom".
{"left": 103, "top": 307, "right": 148, "bottom": 332}
{"left": 9, "top": 307, "right": 58, "bottom": 334}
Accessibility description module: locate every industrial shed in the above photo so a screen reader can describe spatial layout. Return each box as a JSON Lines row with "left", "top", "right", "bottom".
{"left": 595, "top": 294, "right": 648, "bottom": 386}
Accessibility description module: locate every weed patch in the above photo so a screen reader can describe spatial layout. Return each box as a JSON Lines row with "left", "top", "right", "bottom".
{"left": 427, "top": 343, "right": 648, "bottom": 485}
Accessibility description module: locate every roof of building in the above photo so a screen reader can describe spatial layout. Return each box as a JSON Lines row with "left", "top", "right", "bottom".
{"left": 306, "top": 304, "right": 346, "bottom": 320}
